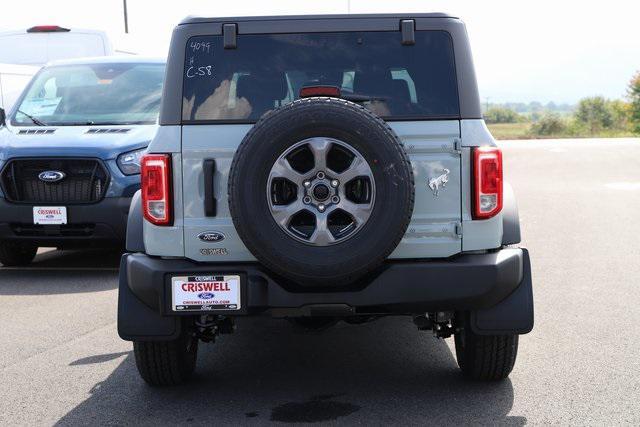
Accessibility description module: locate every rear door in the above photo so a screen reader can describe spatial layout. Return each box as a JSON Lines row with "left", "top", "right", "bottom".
{"left": 180, "top": 29, "right": 462, "bottom": 262}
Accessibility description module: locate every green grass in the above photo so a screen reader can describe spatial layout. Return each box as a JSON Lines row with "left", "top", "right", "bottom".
{"left": 487, "top": 123, "right": 638, "bottom": 140}
{"left": 487, "top": 123, "right": 531, "bottom": 140}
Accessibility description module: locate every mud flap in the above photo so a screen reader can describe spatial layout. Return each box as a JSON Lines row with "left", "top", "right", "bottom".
{"left": 470, "top": 249, "right": 534, "bottom": 335}
{"left": 117, "top": 254, "right": 181, "bottom": 341}
{"left": 125, "top": 190, "right": 145, "bottom": 253}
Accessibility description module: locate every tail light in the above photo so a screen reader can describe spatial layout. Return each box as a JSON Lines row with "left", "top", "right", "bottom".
{"left": 27, "top": 26, "right": 70, "bottom": 33}
{"left": 141, "top": 154, "right": 172, "bottom": 225}
{"left": 472, "top": 146, "right": 503, "bottom": 219}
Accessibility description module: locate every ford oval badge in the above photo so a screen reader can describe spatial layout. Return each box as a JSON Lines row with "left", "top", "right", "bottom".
{"left": 198, "top": 292, "right": 215, "bottom": 299}
{"left": 198, "top": 231, "right": 225, "bottom": 242}
{"left": 38, "top": 170, "right": 66, "bottom": 183}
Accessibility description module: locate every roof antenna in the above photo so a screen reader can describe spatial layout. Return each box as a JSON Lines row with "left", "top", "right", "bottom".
{"left": 123, "top": 0, "right": 129, "bottom": 34}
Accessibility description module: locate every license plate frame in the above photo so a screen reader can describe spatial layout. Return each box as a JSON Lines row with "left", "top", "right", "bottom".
{"left": 33, "top": 206, "right": 67, "bottom": 225}
{"left": 171, "top": 274, "right": 242, "bottom": 312}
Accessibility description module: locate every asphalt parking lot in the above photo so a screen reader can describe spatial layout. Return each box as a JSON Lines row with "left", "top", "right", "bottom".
{"left": 1, "top": 138, "right": 639, "bottom": 425}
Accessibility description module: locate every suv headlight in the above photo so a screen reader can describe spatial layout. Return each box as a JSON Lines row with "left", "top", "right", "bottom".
{"left": 117, "top": 147, "right": 147, "bottom": 175}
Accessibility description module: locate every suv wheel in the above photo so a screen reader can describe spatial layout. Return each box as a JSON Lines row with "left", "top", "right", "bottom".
{"left": 228, "top": 97, "right": 414, "bottom": 287}
{"left": 133, "top": 331, "right": 198, "bottom": 386}
{"left": 454, "top": 314, "right": 519, "bottom": 380}
{"left": 0, "top": 242, "right": 37, "bottom": 266}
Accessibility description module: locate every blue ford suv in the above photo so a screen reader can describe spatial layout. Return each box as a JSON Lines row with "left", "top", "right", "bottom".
{"left": 0, "top": 57, "right": 165, "bottom": 265}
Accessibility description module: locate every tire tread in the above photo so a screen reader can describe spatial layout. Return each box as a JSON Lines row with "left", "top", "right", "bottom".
{"left": 133, "top": 336, "right": 197, "bottom": 386}
{"left": 455, "top": 318, "right": 519, "bottom": 381}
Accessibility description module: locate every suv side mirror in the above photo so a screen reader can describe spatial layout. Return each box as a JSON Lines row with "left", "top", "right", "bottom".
{"left": 0, "top": 108, "right": 5, "bottom": 127}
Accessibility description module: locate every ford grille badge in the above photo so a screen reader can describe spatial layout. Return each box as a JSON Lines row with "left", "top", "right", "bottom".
{"left": 38, "top": 170, "right": 66, "bottom": 183}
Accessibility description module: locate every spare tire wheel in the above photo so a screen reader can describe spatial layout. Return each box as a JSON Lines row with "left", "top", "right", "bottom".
{"left": 228, "top": 97, "right": 414, "bottom": 286}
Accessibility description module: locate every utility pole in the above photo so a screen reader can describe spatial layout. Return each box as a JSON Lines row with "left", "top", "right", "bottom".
{"left": 123, "top": 0, "right": 129, "bottom": 34}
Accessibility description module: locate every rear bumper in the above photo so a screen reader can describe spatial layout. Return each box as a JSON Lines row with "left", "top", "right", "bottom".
{"left": 0, "top": 196, "right": 131, "bottom": 247}
{"left": 118, "top": 248, "right": 534, "bottom": 340}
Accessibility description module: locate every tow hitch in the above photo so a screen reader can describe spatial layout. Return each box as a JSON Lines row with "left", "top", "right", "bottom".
{"left": 194, "top": 315, "right": 235, "bottom": 342}
{"left": 413, "top": 311, "right": 455, "bottom": 338}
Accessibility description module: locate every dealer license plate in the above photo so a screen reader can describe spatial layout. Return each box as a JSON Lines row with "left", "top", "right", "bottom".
{"left": 171, "top": 275, "right": 241, "bottom": 312}
{"left": 33, "top": 206, "right": 67, "bottom": 225}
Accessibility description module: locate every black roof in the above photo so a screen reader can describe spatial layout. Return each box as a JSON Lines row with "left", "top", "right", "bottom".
{"left": 179, "top": 13, "right": 457, "bottom": 26}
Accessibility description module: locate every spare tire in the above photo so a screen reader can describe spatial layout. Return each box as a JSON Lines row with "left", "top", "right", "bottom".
{"left": 228, "top": 97, "right": 414, "bottom": 287}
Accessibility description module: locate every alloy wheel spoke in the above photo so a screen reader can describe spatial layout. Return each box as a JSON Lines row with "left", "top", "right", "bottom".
{"left": 309, "top": 212, "right": 336, "bottom": 245}
{"left": 337, "top": 156, "right": 372, "bottom": 184}
{"left": 307, "top": 138, "right": 331, "bottom": 172}
{"left": 270, "top": 157, "right": 304, "bottom": 186}
{"left": 270, "top": 199, "right": 305, "bottom": 227}
{"left": 336, "top": 198, "right": 373, "bottom": 226}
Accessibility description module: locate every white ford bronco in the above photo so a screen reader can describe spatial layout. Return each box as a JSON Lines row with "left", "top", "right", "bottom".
{"left": 119, "top": 13, "right": 533, "bottom": 386}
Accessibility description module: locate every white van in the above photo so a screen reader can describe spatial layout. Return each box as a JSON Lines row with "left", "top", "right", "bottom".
{"left": 0, "top": 63, "right": 38, "bottom": 111}
{"left": 0, "top": 26, "right": 113, "bottom": 66}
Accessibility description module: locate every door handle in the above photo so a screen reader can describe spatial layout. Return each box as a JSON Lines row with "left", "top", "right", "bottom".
{"left": 203, "top": 159, "right": 217, "bottom": 216}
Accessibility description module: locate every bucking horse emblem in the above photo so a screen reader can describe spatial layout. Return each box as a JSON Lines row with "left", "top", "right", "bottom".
{"left": 428, "top": 168, "right": 450, "bottom": 196}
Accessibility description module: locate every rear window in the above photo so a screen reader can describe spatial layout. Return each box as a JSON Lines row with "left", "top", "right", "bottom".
{"left": 182, "top": 31, "right": 459, "bottom": 123}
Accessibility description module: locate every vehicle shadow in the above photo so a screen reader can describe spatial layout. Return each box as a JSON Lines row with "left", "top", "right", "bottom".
{"left": 22, "top": 248, "right": 121, "bottom": 269}
{"left": 0, "top": 248, "right": 120, "bottom": 295}
{"left": 57, "top": 317, "right": 524, "bottom": 425}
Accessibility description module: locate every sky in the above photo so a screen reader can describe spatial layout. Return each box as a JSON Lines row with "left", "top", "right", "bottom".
{"left": 1, "top": 0, "right": 639, "bottom": 104}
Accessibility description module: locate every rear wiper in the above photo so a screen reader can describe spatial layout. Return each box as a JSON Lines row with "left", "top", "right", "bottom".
{"left": 16, "top": 110, "right": 48, "bottom": 126}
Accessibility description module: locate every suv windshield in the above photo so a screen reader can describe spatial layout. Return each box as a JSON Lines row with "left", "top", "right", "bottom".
{"left": 13, "top": 62, "right": 165, "bottom": 126}
{"left": 182, "top": 31, "right": 459, "bottom": 123}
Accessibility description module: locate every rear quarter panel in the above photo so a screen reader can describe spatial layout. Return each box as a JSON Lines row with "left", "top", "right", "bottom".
{"left": 460, "top": 119, "right": 503, "bottom": 250}
{"left": 143, "top": 126, "right": 185, "bottom": 256}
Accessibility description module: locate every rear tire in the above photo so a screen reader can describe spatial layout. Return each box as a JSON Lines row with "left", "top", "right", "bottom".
{"left": 0, "top": 242, "right": 37, "bottom": 266}
{"left": 454, "top": 315, "right": 519, "bottom": 381}
{"left": 133, "top": 331, "right": 198, "bottom": 386}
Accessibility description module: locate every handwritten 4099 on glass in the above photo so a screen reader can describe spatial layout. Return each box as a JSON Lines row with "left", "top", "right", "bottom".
{"left": 186, "top": 40, "right": 214, "bottom": 78}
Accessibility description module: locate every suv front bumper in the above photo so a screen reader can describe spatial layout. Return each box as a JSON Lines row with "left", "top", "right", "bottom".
{"left": 0, "top": 196, "right": 132, "bottom": 248}
{"left": 118, "top": 248, "right": 533, "bottom": 340}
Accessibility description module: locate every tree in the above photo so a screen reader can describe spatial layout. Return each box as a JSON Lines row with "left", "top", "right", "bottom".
{"left": 483, "top": 107, "right": 523, "bottom": 124}
{"left": 609, "top": 99, "right": 631, "bottom": 131}
{"left": 628, "top": 71, "right": 640, "bottom": 134}
{"left": 530, "top": 113, "right": 567, "bottom": 136}
{"left": 575, "top": 97, "right": 613, "bottom": 134}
